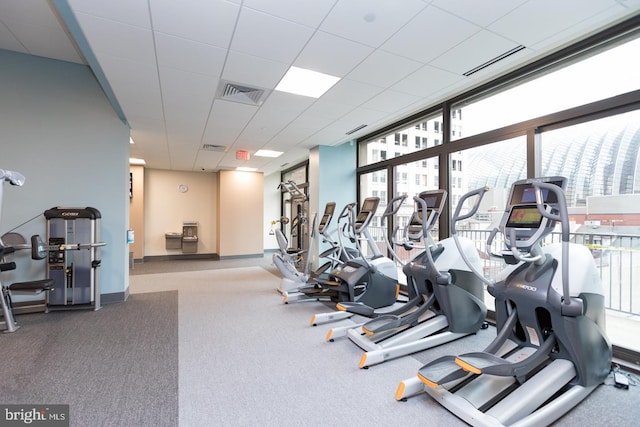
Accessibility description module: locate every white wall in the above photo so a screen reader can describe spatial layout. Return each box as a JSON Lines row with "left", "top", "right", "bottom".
{"left": 144, "top": 169, "right": 217, "bottom": 256}
{"left": 0, "top": 49, "right": 130, "bottom": 300}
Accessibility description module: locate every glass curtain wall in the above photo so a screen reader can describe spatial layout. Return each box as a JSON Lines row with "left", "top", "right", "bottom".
{"left": 356, "top": 28, "right": 640, "bottom": 359}
{"left": 359, "top": 113, "right": 443, "bottom": 278}
{"left": 358, "top": 171, "right": 388, "bottom": 261}
{"left": 451, "top": 137, "right": 527, "bottom": 311}
{"left": 359, "top": 114, "right": 444, "bottom": 167}
{"left": 540, "top": 110, "right": 640, "bottom": 352}
{"left": 393, "top": 158, "right": 440, "bottom": 266}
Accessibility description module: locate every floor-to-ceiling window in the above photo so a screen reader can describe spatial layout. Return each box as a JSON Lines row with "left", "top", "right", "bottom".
{"left": 539, "top": 110, "right": 640, "bottom": 352}
{"left": 356, "top": 22, "right": 640, "bottom": 365}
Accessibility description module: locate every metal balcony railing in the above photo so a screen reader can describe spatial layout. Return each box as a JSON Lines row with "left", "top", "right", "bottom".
{"left": 365, "top": 226, "right": 640, "bottom": 317}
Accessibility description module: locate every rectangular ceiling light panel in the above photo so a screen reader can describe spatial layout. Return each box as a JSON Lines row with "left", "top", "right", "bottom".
{"left": 254, "top": 149, "right": 283, "bottom": 158}
{"left": 275, "top": 66, "right": 340, "bottom": 98}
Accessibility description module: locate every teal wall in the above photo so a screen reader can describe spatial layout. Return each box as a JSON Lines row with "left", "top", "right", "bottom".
{"left": 0, "top": 49, "right": 130, "bottom": 301}
{"left": 308, "top": 142, "right": 357, "bottom": 267}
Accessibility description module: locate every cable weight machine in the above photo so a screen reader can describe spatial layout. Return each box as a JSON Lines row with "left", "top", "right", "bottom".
{"left": 43, "top": 207, "right": 105, "bottom": 311}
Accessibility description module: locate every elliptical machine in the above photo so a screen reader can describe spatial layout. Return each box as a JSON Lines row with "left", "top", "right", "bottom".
{"left": 396, "top": 177, "right": 611, "bottom": 427}
{"left": 289, "top": 197, "right": 398, "bottom": 310}
{"left": 309, "top": 194, "right": 411, "bottom": 325}
{"left": 274, "top": 201, "right": 361, "bottom": 295}
{"left": 326, "top": 188, "right": 488, "bottom": 369}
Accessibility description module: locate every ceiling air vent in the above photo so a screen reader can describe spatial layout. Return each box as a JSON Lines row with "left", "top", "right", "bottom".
{"left": 463, "top": 45, "right": 526, "bottom": 77}
{"left": 201, "top": 144, "right": 227, "bottom": 152}
{"left": 216, "top": 80, "right": 270, "bottom": 106}
{"left": 346, "top": 124, "right": 367, "bottom": 135}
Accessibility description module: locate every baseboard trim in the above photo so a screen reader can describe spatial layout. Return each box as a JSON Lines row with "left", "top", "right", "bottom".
{"left": 218, "top": 253, "right": 265, "bottom": 260}
{"left": 141, "top": 253, "right": 219, "bottom": 263}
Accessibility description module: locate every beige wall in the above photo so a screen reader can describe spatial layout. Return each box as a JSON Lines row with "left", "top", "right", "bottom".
{"left": 144, "top": 169, "right": 218, "bottom": 256}
{"left": 218, "top": 170, "right": 264, "bottom": 257}
{"left": 129, "top": 165, "right": 145, "bottom": 259}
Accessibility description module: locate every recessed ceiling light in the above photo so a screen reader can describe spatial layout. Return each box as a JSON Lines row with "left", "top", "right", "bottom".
{"left": 236, "top": 167, "right": 257, "bottom": 172}
{"left": 275, "top": 66, "right": 340, "bottom": 98}
{"left": 254, "top": 149, "right": 283, "bottom": 158}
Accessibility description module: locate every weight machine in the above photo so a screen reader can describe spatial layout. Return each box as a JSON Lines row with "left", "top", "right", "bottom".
{"left": 43, "top": 207, "right": 105, "bottom": 311}
{"left": 278, "top": 180, "right": 310, "bottom": 269}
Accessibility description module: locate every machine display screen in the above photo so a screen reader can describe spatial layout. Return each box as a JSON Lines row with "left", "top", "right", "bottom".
{"left": 421, "top": 195, "right": 439, "bottom": 209}
{"left": 419, "top": 191, "right": 444, "bottom": 210}
{"left": 411, "top": 211, "right": 428, "bottom": 225}
{"left": 319, "top": 215, "right": 330, "bottom": 229}
{"left": 356, "top": 212, "right": 370, "bottom": 223}
{"left": 318, "top": 203, "right": 336, "bottom": 231}
{"left": 362, "top": 198, "right": 378, "bottom": 213}
{"left": 325, "top": 203, "right": 335, "bottom": 216}
{"left": 506, "top": 205, "right": 544, "bottom": 229}
{"left": 510, "top": 180, "right": 564, "bottom": 205}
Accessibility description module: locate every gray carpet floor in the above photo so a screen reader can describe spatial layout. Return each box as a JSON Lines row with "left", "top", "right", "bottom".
{"left": 2, "top": 256, "right": 637, "bottom": 426}
{"left": 0, "top": 291, "right": 178, "bottom": 426}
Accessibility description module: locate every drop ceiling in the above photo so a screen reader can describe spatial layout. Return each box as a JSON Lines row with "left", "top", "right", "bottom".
{"left": 1, "top": 0, "right": 639, "bottom": 176}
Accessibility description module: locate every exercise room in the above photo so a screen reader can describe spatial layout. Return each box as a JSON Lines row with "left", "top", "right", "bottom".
{"left": 1, "top": 1, "right": 639, "bottom": 426}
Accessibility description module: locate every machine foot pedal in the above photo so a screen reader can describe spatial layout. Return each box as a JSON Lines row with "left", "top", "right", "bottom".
{"left": 417, "top": 355, "right": 469, "bottom": 388}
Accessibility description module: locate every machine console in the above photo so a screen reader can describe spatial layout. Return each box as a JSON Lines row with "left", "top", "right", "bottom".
{"left": 408, "top": 190, "right": 447, "bottom": 239}
{"left": 318, "top": 202, "right": 336, "bottom": 234}
{"left": 354, "top": 197, "right": 380, "bottom": 234}
{"left": 501, "top": 177, "right": 567, "bottom": 251}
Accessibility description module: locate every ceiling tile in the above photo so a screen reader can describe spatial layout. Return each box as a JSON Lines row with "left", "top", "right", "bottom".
{"left": 346, "top": 49, "right": 423, "bottom": 87}
{"left": 430, "top": 30, "right": 522, "bottom": 75}
{"left": 235, "top": 92, "right": 316, "bottom": 146}
{"left": 294, "top": 31, "right": 374, "bottom": 77}
{"left": 0, "top": 24, "right": 26, "bottom": 53}
{"left": 392, "top": 65, "right": 463, "bottom": 97}
{"left": 0, "top": 1, "right": 83, "bottom": 63}
{"left": 155, "top": 33, "right": 226, "bottom": 77}
{"left": 325, "top": 107, "right": 388, "bottom": 142}
{"left": 75, "top": 13, "right": 156, "bottom": 65}
{"left": 528, "top": 4, "right": 634, "bottom": 52}
{"left": 381, "top": 6, "right": 480, "bottom": 64}
{"left": 150, "top": 0, "right": 240, "bottom": 48}
{"left": 321, "top": 79, "right": 384, "bottom": 107}
{"left": 321, "top": 0, "right": 427, "bottom": 48}
{"left": 222, "top": 51, "right": 290, "bottom": 89}
{"left": 96, "top": 55, "right": 163, "bottom": 120}
{"left": 3, "top": 21, "right": 83, "bottom": 63}
{"left": 361, "top": 90, "right": 422, "bottom": 114}
{"left": 489, "top": 0, "right": 617, "bottom": 47}
{"left": 242, "top": 0, "right": 336, "bottom": 27}
{"left": 194, "top": 150, "right": 227, "bottom": 171}
{"left": 201, "top": 99, "right": 257, "bottom": 146}
{"left": 230, "top": 7, "right": 314, "bottom": 64}
{"left": 0, "top": 1, "right": 61, "bottom": 28}
{"left": 303, "top": 99, "right": 355, "bottom": 122}
{"left": 68, "top": 0, "right": 151, "bottom": 28}
{"left": 431, "top": 0, "right": 528, "bottom": 27}
{"left": 159, "top": 68, "right": 216, "bottom": 137}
